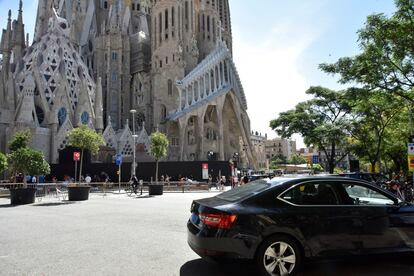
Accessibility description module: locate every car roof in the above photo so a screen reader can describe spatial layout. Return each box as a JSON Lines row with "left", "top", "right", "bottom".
{"left": 267, "top": 175, "right": 372, "bottom": 187}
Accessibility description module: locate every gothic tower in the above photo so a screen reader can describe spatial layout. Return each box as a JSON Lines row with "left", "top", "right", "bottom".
{"left": 95, "top": 0, "right": 131, "bottom": 130}
{"left": 151, "top": 0, "right": 189, "bottom": 132}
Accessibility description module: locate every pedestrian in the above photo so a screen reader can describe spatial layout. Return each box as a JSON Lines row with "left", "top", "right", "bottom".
{"left": 389, "top": 181, "right": 404, "bottom": 200}
{"left": 208, "top": 174, "right": 213, "bottom": 189}
{"left": 85, "top": 174, "right": 92, "bottom": 184}
{"left": 241, "top": 176, "right": 249, "bottom": 185}
{"left": 220, "top": 176, "right": 226, "bottom": 191}
{"left": 31, "top": 175, "right": 37, "bottom": 184}
{"left": 232, "top": 175, "right": 239, "bottom": 188}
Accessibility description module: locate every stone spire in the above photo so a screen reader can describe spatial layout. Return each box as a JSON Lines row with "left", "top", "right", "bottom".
{"left": 12, "top": 0, "right": 26, "bottom": 68}
{"left": 15, "top": 73, "right": 36, "bottom": 125}
{"left": 94, "top": 77, "right": 104, "bottom": 133}
{"left": 0, "top": 10, "right": 12, "bottom": 53}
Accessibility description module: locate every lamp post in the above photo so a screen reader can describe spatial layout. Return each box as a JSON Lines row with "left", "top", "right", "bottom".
{"left": 130, "top": 109, "right": 137, "bottom": 178}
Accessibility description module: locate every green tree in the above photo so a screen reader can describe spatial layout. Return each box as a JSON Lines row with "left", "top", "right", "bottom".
{"left": 288, "top": 154, "right": 307, "bottom": 165}
{"left": 271, "top": 154, "right": 287, "bottom": 165}
{"left": 270, "top": 86, "right": 352, "bottom": 173}
{"left": 68, "top": 125, "right": 105, "bottom": 184}
{"left": 0, "top": 153, "right": 7, "bottom": 175}
{"left": 382, "top": 112, "right": 409, "bottom": 175}
{"left": 150, "top": 132, "right": 169, "bottom": 182}
{"left": 345, "top": 89, "right": 404, "bottom": 172}
{"left": 309, "top": 163, "right": 324, "bottom": 173}
{"left": 8, "top": 148, "right": 50, "bottom": 180}
{"left": 319, "top": 0, "right": 414, "bottom": 104}
{"left": 8, "top": 130, "right": 31, "bottom": 152}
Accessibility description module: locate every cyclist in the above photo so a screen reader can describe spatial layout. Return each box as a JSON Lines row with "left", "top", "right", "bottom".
{"left": 131, "top": 175, "right": 139, "bottom": 193}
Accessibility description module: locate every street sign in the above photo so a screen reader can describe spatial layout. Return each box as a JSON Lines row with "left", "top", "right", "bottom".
{"left": 409, "top": 156, "right": 414, "bottom": 172}
{"left": 115, "top": 154, "right": 122, "bottom": 166}
{"left": 312, "top": 155, "right": 319, "bottom": 164}
{"left": 202, "top": 163, "right": 209, "bottom": 180}
{"left": 408, "top": 143, "right": 414, "bottom": 155}
{"left": 73, "top": 152, "right": 80, "bottom": 161}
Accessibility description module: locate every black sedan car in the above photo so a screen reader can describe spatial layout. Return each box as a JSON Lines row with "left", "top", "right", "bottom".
{"left": 187, "top": 176, "right": 414, "bottom": 276}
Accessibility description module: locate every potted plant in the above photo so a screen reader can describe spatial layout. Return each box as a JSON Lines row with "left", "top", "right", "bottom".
{"left": 7, "top": 131, "right": 50, "bottom": 205}
{"left": 149, "top": 132, "right": 169, "bottom": 196}
{"left": 67, "top": 125, "right": 105, "bottom": 201}
{"left": 148, "top": 131, "right": 169, "bottom": 195}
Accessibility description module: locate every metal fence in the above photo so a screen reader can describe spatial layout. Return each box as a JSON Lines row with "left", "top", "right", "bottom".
{"left": 0, "top": 181, "right": 212, "bottom": 201}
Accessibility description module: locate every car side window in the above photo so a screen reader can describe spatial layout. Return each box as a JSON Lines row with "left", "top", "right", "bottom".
{"left": 280, "top": 183, "right": 340, "bottom": 205}
{"left": 341, "top": 183, "right": 394, "bottom": 206}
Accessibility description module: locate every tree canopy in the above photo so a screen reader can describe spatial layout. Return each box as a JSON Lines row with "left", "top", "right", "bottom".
{"left": 68, "top": 125, "right": 105, "bottom": 155}
{"left": 0, "top": 153, "right": 7, "bottom": 175}
{"left": 288, "top": 154, "right": 307, "bottom": 165}
{"left": 8, "top": 130, "right": 31, "bottom": 152}
{"left": 319, "top": 0, "right": 414, "bottom": 104}
{"left": 8, "top": 147, "right": 50, "bottom": 177}
{"left": 345, "top": 89, "right": 405, "bottom": 172}
{"left": 270, "top": 86, "right": 352, "bottom": 173}
{"left": 150, "top": 132, "right": 169, "bottom": 182}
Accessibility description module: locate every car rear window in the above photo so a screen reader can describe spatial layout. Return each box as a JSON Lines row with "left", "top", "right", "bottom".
{"left": 216, "top": 180, "right": 272, "bottom": 202}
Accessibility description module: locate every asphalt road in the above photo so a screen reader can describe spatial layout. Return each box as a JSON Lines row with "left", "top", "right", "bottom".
{"left": 0, "top": 191, "right": 413, "bottom": 276}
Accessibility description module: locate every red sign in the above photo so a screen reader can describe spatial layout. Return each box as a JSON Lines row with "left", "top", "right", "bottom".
{"left": 202, "top": 163, "right": 209, "bottom": 180}
{"left": 73, "top": 152, "right": 81, "bottom": 161}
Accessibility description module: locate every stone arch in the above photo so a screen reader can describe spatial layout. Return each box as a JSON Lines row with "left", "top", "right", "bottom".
{"left": 222, "top": 94, "right": 243, "bottom": 161}
{"left": 202, "top": 105, "right": 219, "bottom": 160}
{"left": 183, "top": 115, "right": 200, "bottom": 161}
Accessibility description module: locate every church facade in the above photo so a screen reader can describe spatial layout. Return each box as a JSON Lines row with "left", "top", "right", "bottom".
{"left": 0, "top": 0, "right": 256, "bottom": 167}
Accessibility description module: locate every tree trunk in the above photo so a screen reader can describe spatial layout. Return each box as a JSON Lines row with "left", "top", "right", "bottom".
{"left": 329, "top": 143, "right": 336, "bottom": 174}
{"left": 155, "top": 159, "right": 159, "bottom": 183}
{"left": 370, "top": 162, "right": 376, "bottom": 173}
{"left": 79, "top": 148, "right": 84, "bottom": 185}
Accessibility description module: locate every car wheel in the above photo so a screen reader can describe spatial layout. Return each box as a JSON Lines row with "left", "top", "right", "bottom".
{"left": 256, "top": 235, "right": 302, "bottom": 276}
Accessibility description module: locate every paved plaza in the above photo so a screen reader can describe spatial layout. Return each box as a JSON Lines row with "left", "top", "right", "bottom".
{"left": 1, "top": 191, "right": 414, "bottom": 276}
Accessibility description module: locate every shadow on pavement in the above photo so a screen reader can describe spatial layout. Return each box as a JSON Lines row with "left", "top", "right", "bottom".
{"left": 0, "top": 203, "right": 16, "bottom": 208}
{"left": 131, "top": 195, "right": 154, "bottom": 199}
{"left": 180, "top": 259, "right": 255, "bottom": 276}
{"left": 32, "top": 201, "right": 76, "bottom": 207}
{"left": 180, "top": 253, "right": 414, "bottom": 276}
{"left": 299, "top": 253, "right": 414, "bottom": 276}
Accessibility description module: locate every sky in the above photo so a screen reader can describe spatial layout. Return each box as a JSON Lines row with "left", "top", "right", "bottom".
{"left": 0, "top": 0, "right": 397, "bottom": 148}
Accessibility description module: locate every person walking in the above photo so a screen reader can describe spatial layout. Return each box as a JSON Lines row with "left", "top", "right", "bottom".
{"left": 85, "top": 174, "right": 92, "bottom": 184}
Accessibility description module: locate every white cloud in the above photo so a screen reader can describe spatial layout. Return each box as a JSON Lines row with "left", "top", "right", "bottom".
{"left": 233, "top": 17, "right": 326, "bottom": 148}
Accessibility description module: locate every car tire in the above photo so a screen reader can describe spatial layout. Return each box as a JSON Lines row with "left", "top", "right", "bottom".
{"left": 255, "top": 235, "right": 303, "bottom": 276}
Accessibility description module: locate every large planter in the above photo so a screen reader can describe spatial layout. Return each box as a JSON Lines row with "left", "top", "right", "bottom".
{"left": 68, "top": 186, "right": 91, "bottom": 201}
{"left": 148, "top": 184, "right": 164, "bottom": 196}
{"left": 10, "top": 188, "right": 37, "bottom": 205}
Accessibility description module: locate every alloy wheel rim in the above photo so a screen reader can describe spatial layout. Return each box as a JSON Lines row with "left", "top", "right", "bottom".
{"left": 263, "top": 241, "right": 296, "bottom": 276}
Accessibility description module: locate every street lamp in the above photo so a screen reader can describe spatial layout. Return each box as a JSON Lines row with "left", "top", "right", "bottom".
{"left": 130, "top": 109, "right": 137, "bottom": 178}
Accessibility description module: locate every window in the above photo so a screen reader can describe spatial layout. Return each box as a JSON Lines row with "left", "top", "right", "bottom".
{"left": 280, "top": 183, "right": 340, "bottom": 205}
{"left": 342, "top": 183, "right": 394, "bottom": 205}
{"left": 112, "top": 52, "right": 117, "bottom": 60}
{"left": 103, "top": 1, "right": 108, "bottom": 9}
{"left": 112, "top": 72, "right": 117, "bottom": 82}
{"left": 81, "top": 111, "right": 89, "bottom": 125}
{"left": 161, "top": 105, "right": 167, "bottom": 120}
{"left": 217, "top": 180, "right": 272, "bottom": 202}
{"left": 58, "top": 107, "right": 67, "bottom": 126}
{"left": 168, "top": 79, "right": 173, "bottom": 95}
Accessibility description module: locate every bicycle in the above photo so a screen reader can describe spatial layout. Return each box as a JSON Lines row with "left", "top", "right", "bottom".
{"left": 126, "top": 182, "right": 142, "bottom": 196}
